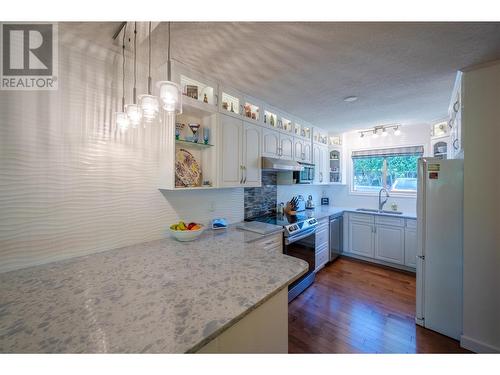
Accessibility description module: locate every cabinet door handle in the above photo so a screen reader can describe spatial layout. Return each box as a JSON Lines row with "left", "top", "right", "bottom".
{"left": 448, "top": 118, "right": 454, "bottom": 129}
{"left": 239, "top": 165, "right": 243, "bottom": 184}
{"left": 453, "top": 138, "right": 459, "bottom": 150}
{"left": 453, "top": 100, "right": 460, "bottom": 113}
{"left": 243, "top": 166, "right": 247, "bottom": 184}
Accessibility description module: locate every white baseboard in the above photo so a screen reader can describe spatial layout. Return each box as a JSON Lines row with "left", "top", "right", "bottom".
{"left": 460, "top": 335, "right": 500, "bottom": 353}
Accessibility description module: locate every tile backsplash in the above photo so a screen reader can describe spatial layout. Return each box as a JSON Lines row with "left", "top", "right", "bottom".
{"left": 244, "top": 171, "right": 277, "bottom": 219}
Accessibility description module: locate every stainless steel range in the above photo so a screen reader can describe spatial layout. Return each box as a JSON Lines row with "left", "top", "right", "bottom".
{"left": 246, "top": 212, "right": 318, "bottom": 302}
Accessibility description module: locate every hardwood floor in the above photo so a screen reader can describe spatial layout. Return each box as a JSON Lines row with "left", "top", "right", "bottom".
{"left": 288, "top": 257, "right": 470, "bottom": 353}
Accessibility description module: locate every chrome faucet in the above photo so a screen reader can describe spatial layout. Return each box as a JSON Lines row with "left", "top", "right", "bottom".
{"left": 378, "top": 188, "right": 389, "bottom": 211}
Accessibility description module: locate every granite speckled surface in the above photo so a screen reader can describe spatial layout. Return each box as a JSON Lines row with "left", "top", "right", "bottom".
{"left": 0, "top": 227, "right": 306, "bottom": 353}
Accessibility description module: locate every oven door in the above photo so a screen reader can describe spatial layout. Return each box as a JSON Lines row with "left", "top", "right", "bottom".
{"left": 284, "top": 227, "right": 316, "bottom": 300}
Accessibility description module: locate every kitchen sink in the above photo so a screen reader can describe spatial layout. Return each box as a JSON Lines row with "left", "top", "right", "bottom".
{"left": 356, "top": 208, "right": 403, "bottom": 215}
{"left": 356, "top": 208, "right": 379, "bottom": 213}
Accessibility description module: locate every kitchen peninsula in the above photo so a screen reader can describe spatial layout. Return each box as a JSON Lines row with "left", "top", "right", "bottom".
{"left": 0, "top": 228, "right": 306, "bottom": 353}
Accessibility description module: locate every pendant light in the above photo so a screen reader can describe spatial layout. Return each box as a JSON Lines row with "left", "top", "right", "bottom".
{"left": 157, "top": 22, "right": 182, "bottom": 114}
{"left": 125, "top": 22, "right": 142, "bottom": 128}
{"left": 139, "top": 22, "right": 159, "bottom": 122}
{"left": 115, "top": 23, "right": 130, "bottom": 132}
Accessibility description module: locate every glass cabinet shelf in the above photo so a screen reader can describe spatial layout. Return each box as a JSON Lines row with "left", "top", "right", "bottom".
{"left": 180, "top": 75, "right": 215, "bottom": 106}
{"left": 329, "top": 136, "right": 342, "bottom": 146}
{"left": 221, "top": 92, "right": 240, "bottom": 114}
{"left": 244, "top": 102, "right": 260, "bottom": 121}
{"left": 295, "top": 123, "right": 311, "bottom": 139}
{"left": 282, "top": 118, "right": 293, "bottom": 133}
{"left": 175, "top": 139, "right": 214, "bottom": 149}
{"left": 264, "top": 110, "right": 278, "bottom": 127}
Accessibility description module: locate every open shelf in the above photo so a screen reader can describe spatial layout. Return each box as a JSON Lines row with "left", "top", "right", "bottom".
{"left": 175, "top": 139, "right": 214, "bottom": 149}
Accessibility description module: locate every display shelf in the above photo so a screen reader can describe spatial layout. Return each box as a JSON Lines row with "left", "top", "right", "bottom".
{"left": 243, "top": 102, "right": 260, "bottom": 121}
{"left": 264, "top": 110, "right": 278, "bottom": 128}
{"left": 221, "top": 92, "right": 240, "bottom": 115}
{"left": 175, "top": 139, "right": 214, "bottom": 149}
{"left": 281, "top": 118, "right": 294, "bottom": 133}
{"left": 180, "top": 75, "right": 216, "bottom": 106}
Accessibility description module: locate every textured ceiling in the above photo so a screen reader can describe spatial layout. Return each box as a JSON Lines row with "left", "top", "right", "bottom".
{"left": 63, "top": 22, "right": 500, "bottom": 132}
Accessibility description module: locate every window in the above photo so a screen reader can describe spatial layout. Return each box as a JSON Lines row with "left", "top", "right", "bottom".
{"left": 352, "top": 146, "right": 423, "bottom": 194}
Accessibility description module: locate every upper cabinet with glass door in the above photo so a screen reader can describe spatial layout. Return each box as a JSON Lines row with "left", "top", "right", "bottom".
{"left": 294, "top": 122, "right": 312, "bottom": 141}
{"left": 171, "top": 60, "right": 218, "bottom": 113}
{"left": 313, "top": 127, "right": 329, "bottom": 146}
{"left": 219, "top": 87, "right": 262, "bottom": 125}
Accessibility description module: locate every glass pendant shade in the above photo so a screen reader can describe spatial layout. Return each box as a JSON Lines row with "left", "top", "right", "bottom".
{"left": 115, "top": 111, "right": 130, "bottom": 132}
{"left": 157, "top": 80, "right": 182, "bottom": 114}
{"left": 125, "top": 104, "right": 142, "bottom": 128}
{"left": 139, "top": 94, "right": 160, "bottom": 121}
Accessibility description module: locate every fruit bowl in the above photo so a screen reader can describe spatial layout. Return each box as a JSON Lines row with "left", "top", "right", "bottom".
{"left": 169, "top": 221, "right": 205, "bottom": 242}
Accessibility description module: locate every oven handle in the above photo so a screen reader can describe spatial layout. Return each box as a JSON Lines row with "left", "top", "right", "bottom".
{"left": 285, "top": 227, "right": 317, "bottom": 245}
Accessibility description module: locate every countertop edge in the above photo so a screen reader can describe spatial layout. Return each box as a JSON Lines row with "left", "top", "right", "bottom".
{"left": 185, "top": 258, "right": 308, "bottom": 353}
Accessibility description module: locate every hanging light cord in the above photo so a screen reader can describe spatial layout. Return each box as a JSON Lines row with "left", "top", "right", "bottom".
{"left": 148, "top": 21, "right": 152, "bottom": 94}
{"left": 121, "top": 23, "right": 127, "bottom": 111}
{"left": 167, "top": 22, "right": 171, "bottom": 81}
{"left": 133, "top": 21, "right": 137, "bottom": 104}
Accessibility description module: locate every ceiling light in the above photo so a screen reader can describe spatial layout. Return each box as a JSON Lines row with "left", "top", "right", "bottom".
{"left": 372, "top": 129, "right": 379, "bottom": 138}
{"left": 115, "top": 23, "right": 129, "bottom": 132}
{"left": 344, "top": 96, "right": 358, "bottom": 103}
{"left": 139, "top": 22, "right": 159, "bottom": 123}
{"left": 157, "top": 22, "right": 182, "bottom": 114}
{"left": 394, "top": 126, "right": 401, "bottom": 136}
{"left": 127, "top": 22, "right": 142, "bottom": 128}
{"left": 381, "top": 128, "right": 388, "bottom": 137}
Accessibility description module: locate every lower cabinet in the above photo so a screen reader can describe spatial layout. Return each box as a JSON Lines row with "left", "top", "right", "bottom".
{"left": 374, "top": 224, "right": 405, "bottom": 264}
{"left": 315, "top": 217, "right": 330, "bottom": 272}
{"left": 404, "top": 226, "right": 417, "bottom": 267}
{"left": 252, "top": 233, "right": 283, "bottom": 254}
{"left": 346, "top": 212, "right": 416, "bottom": 269}
{"left": 348, "top": 215, "right": 375, "bottom": 258}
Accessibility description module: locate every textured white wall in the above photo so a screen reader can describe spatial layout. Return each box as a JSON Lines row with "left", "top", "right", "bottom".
{"left": 461, "top": 61, "right": 500, "bottom": 353}
{"left": 0, "top": 33, "right": 243, "bottom": 273}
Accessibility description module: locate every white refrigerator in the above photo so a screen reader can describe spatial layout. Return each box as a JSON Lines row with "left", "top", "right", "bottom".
{"left": 416, "top": 158, "right": 463, "bottom": 340}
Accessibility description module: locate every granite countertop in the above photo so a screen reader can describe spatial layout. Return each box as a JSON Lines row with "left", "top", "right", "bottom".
{"left": 305, "top": 206, "right": 417, "bottom": 220}
{"left": 0, "top": 227, "right": 306, "bottom": 353}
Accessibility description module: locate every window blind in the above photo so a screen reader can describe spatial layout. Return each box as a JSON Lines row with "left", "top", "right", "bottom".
{"left": 352, "top": 146, "right": 424, "bottom": 158}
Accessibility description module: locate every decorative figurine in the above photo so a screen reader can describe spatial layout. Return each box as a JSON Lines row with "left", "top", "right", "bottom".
{"left": 175, "top": 123, "right": 185, "bottom": 140}
{"left": 203, "top": 93, "right": 208, "bottom": 103}
{"left": 203, "top": 128, "right": 210, "bottom": 145}
{"left": 188, "top": 123, "right": 201, "bottom": 143}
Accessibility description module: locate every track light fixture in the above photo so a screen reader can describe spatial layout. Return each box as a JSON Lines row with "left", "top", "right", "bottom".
{"left": 359, "top": 124, "right": 402, "bottom": 138}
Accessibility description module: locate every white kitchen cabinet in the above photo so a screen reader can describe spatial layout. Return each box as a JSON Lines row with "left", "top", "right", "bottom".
{"left": 219, "top": 114, "right": 243, "bottom": 187}
{"left": 293, "top": 138, "right": 312, "bottom": 163}
{"left": 243, "top": 122, "right": 262, "bottom": 187}
{"left": 404, "top": 220, "right": 417, "bottom": 267}
{"left": 374, "top": 224, "right": 405, "bottom": 265}
{"left": 315, "top": 243, "right": 329, "bottom": 272}
{"left": 262, "top": 128, "right": 293, "bottom": 161}
{"left": 344, "top": 212, "right": 417, "bottom": 270}
{"left": 252, "top": 233, "right": 283, "bottom": 254}
{"left": 315, "top": 217, "right": 329, "bottom": 249}
{"left": 294, "top": 138, "right": 304, "bottom": 162}
{"left": 280, "top": 133, "right": 294, "bottom": 160}
{"left": 313, "top": 144, "right": 329, "bottom": 184}
{"left": 219, "top": 114, "right": 261, "bottom": 187}
{"left": 262, "top": 128, "right": 280, "bottom": 158}
{"left": 348, "top": 215, "right": 375, "bottom": 257}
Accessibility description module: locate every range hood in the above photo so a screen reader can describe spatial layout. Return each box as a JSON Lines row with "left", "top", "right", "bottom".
{"left": 261, "top": 157, "right": 303, "bottom": 172}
